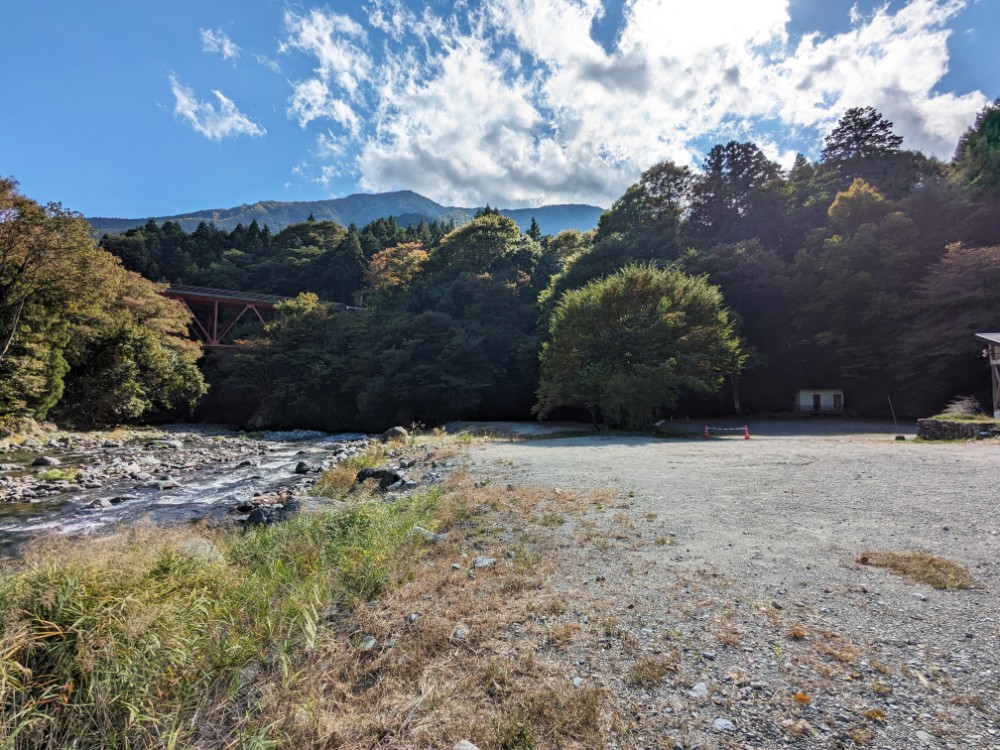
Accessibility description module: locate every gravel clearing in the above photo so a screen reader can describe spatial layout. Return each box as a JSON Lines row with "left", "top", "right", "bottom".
{"left": 470, "top": 421, "right": 1000, "bottom": 749}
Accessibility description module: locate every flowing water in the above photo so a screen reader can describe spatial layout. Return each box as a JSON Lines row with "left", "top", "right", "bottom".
{"left": 0, "top": 429, "right": 367, "bottom": 555}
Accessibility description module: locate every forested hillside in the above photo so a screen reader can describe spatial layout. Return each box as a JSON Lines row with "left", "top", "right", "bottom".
{"left": 7, "top": 101, "right": 1000, "bottom": 432}
{"left": 0, "top": 179, "right": 205, "bottom": 431}
{"left": 183, "top": 103, "right": 1000, "bottom": 430}
{"left": 87, "top": 190, "right": 605, "bottom": 237}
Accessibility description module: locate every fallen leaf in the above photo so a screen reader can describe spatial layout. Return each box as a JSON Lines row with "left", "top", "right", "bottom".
{"left": 793, "top": 691, "right": 810, "bottom": 704}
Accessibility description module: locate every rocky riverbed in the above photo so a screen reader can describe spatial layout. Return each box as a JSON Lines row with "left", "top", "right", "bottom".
{"left": 0, "top": 425, "right": 373, "bottom": 553}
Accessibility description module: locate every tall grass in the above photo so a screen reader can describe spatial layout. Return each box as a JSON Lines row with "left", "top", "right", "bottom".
{"left": 0, "top": 488, "right": 460, "bottom": 749}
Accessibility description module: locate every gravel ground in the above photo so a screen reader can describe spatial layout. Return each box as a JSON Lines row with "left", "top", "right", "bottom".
{"left": 469, "top": 422, "right": 1000, "bottom": 749}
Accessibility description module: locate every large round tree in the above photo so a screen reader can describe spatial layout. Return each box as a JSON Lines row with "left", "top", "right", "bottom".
{"left": 536, "top": 264, "right": 743, "bottom": 429}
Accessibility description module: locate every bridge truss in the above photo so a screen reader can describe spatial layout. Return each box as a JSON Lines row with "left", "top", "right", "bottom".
{"left": 163, "top": 285, "right": 286, "bottom": 348}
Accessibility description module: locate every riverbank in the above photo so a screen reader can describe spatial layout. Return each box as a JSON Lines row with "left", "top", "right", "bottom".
{"left": 0, "top": 425, "right": 370, "bottom": 552}
{"left": 0, "top": 432, "right": 610, "bottom": 749}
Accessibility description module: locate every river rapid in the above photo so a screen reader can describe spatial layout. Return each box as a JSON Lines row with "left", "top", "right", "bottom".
{"left": 0, "top": 425, "right": 368, "bottom": 555}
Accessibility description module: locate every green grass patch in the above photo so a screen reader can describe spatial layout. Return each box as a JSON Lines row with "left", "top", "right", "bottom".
{"left": 928, "top": 414, "right": 1000, "bottom": 424}
{"left": 0, "top": 488, "right": 465, "bottom": 748}
{"left": 37, "top": 468, "right": 79, "bottom": 482}
{"left": 312, "top": 444, "right": 388, "bottom": 496}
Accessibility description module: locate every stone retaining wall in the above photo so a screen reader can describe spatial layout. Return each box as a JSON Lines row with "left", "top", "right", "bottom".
{"left": 916, "top": 418, "right": 998, "bottom": 440}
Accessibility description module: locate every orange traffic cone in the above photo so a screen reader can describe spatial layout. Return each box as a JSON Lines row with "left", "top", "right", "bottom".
{"left": 744, "top": 425, "right": 751, "bottom": 440}
{"left": 703, "top": 425, "right": 709, "bottom": 439}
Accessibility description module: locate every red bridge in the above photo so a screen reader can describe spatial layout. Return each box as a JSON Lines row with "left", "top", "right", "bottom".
{"left": 164, "top": 285, "right": 354, "bottom": 347}
{"left": 163, "top": 285, "right": 288, "bottom": 348}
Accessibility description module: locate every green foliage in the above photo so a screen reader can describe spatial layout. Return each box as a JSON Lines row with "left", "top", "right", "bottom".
{"left": 821, "top": 106, "right": 903, "bottom": 162}
{"left": 895, "top": 244, "right": 1000, "bottom": 413}
{"left": 953, "top": 97, "right": 1000, "bottom": 198}
{"left": 536, "top": 264, "right": 743, "bottom": 428}
{"left": 0, "top": 179, "right": 205, "bottom": 426}
{"left": 0, "top": 489, "right": 461, "bottom": 749}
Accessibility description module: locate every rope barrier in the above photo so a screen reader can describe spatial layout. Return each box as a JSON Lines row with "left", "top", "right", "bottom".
{"left": 703, "top": 425, "right": 751, "bottom": 440}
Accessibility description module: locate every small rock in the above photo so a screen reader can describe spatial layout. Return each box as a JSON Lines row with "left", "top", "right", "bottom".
{"left": 451, "top": 563, "right": 462, "bottom": 570}
{"left": 409, "top": 612, "right": 421, "bottom": 623}
{"left": 451, "top": 623, "right": 469, "bottom": 642}
{"left": 413, "top": 526, "right": 448, "bottom": 543}
{"left": 246, "top": 507, "right": 269, "bottom": 526}
{"left": 453, "top": 742, "right": 481, "bottom": 750}
{"left": 914, "top": 592, "right": 927, "bottom": 601}
{"left": 506, "top": 483, "right": 515, "bottom": 491}
{"left": 473, "top": 556, "right": 497, "bottom": 569}
{"left": 87, "top": 498, "right": 113, "bottom": 509}
{"left": 688, "top": 682, "right": 708, "bottom": 698}
{"left": 915, "top": 730, "right": 934, "bottom": 744}
{"left": 713, "top": 718, "right": 735, "bottom": 732}
{"left": 571, "top": 676, "right": 584, "bottom": 688}
{"left": 701, "top": 650, "right": 716, "bottom": 661}
{"left": 32, "top": 456, "right": 60, "bottom": 467}
{"left": 294, "top": 461, "right": 316, "bottom": 474}
{"left": 359, "top": 635, "right": 378, "bottom": 652}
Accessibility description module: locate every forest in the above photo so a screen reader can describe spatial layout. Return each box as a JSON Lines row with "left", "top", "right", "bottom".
{"left": 4, "top": 102, "right": 1000, "bottom": 431}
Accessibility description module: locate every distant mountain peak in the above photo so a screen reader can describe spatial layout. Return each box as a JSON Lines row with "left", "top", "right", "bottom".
{"left": 87, "top": 190, "right": 604, "bottom": 238}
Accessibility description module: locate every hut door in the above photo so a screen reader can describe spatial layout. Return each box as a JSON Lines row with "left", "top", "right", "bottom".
{"left": 812, "top": 393, "right": 822, "bottom": 413}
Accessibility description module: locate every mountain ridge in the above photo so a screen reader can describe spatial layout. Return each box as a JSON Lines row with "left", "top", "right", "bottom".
{"left": 87, "top": 189, "right": 605, "bottom": 237}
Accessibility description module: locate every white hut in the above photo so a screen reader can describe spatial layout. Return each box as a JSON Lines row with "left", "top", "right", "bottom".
{"left": 794, "top": 389, "right": 844, "bottom": 415}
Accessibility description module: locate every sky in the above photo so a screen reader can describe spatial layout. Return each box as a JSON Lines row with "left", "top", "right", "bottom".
{"left": 1, "top": 0, "right": 997, "bottom": 217}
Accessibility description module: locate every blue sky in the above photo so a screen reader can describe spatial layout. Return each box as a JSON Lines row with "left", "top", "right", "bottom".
{"left": 1, "top": 0, "right": 996, "bottom": 217}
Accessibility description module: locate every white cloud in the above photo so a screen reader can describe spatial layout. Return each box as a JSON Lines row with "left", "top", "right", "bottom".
{"left": 281, "top": 9, "right": 372, "bottom": 133}
{"left": 169, "top": 75, "right": 266, "bottom": 140}
{"left": 279, "top": 0, "right": 986, "bottom": 207}
{"left": 200, "top": 28, "right": 240, "bottom": 62}
{"left": 255, "top": 54, "right": 281, "bottom": 73}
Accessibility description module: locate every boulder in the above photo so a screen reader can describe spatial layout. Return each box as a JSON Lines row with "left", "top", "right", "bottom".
{"left": 32, "top": 456, "right": 60, "bottom": 467}
{"left": 356, "top": 467, "right": 404, "bottom": 490}
{"left": 380, "top": 426, "right": 409, "bottom": 443}
{"left": 294, "top": 461, "right": 317, "bottom": 474}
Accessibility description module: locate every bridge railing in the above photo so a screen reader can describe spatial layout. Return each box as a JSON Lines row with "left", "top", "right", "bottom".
{"left": 164, "top": 285, "right": 289, "bottom": 305}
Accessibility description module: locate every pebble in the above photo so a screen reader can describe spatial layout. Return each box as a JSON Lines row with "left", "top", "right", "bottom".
{"left": 359, "top": 635, "right": 377, "bottom": 652}
{"left": 713, "top": 718, "right": 735, "bottom": 732}
{"left": 451, "top": 623, "right": 469, "bottom": 642}
{"left": 473, "top": 556, "right": 497, "bottom": 569}
{"left": 688, "top": 682, "right": 708, "bottom": 698}
{"left": 454, "top": 742, "right": 480, "bottom": 750}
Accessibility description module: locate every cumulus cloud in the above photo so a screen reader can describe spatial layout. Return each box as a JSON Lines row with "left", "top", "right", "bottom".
{"left": 200, "top": 28, "right": 240, "bottom": 62}
{"left": 169, "top": 75, "right": 266, "bottom": 140}
{"left": 278, "top": 0, "right": 986, "bottom": 207}
{"left": 281, "top": 9, "right": 372, "bottom": 130}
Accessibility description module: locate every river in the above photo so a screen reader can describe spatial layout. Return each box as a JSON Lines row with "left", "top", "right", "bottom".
{"left": 0, "top": 426, "right": 368, "bottom": 555}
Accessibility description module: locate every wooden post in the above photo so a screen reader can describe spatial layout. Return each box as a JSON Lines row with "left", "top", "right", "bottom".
{"left": 992, "top": 342, "right": 1000, "bottom": 419}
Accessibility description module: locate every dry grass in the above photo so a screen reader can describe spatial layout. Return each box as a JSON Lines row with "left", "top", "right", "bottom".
{"left": 625, "top": 656, "right": 676, "bottom": 688}
{"left": 858, "top": 550, "right": 978, "bottom": 589}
